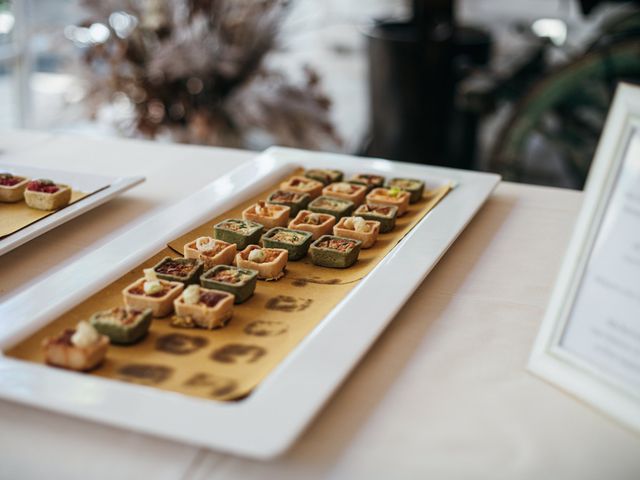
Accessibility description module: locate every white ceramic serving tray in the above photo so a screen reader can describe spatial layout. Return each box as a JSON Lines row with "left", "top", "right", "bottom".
{"left": 0, "top": 147, "right": 499, "bottom": 459}
{"left": 0, "top": 163, "right": 145, "bottom": 256}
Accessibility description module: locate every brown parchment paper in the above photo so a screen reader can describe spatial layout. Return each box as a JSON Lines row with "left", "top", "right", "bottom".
{"left": 7, "top": 172, "right": 450, "bottom": 402}
{"left": 0, "top": 190, "right": 89, "bottom": 238}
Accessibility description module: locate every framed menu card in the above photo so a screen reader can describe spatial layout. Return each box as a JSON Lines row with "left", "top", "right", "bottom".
{"left": 529, "top": 83, "right": 640, "bottom": 432}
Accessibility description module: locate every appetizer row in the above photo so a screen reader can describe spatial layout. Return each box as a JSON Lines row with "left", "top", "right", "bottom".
{"left": 40, "top": 169, "right": 428, "bottom": 372}
{"left": 0, "top": 173, "right": 71, "bottom": 210}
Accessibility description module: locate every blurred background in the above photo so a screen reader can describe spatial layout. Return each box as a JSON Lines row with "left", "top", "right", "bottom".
{"left": 1, "top": 0, "right": 640, "bottom": 188}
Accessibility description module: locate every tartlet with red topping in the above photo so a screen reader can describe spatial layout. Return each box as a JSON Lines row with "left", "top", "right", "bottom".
{"left": 235, "top": 245, "right": 288, "bottom": 281}
{"left": 42, "top": 321, "right": 109, "bottom": 371}
{"left": 174, "top": 285, "right": 235, "bottom": 330}
{"left": 0, "top": 173, "right": 29, "bottom": 203}
{"left": 23, "top": 179, "right": 72, "bottom": 211}
{"left": 122, "top": 269, "right": 184, "bottom": 317}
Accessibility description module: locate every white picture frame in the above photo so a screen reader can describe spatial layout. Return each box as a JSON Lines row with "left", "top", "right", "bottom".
{"left": 529, "top": 82, "right": 640, "bottom": 432}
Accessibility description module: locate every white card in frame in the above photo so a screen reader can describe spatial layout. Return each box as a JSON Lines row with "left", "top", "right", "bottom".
{"left": 529, "top": 82, "right": 640, "bottom": 432}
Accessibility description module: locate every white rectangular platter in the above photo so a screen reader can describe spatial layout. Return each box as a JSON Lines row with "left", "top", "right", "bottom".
{"left": 0, "top": 163, "right": 145, "bottom": 255}
{"left": 0, "top": 147, "right": 499, "bottom": 459}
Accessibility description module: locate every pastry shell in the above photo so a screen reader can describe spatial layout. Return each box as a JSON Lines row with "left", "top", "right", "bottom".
{"left": 322, "top": 182, "right": 367, "bottom": 205}
{"left": 242, "top": 202, "right": 290, "bottom": 229}
{"left": 184, "top": 237, "right": 237, "bottom": 270}
{"left": 24, "top": 183, "right": 72, "bottom": 210}
{"left": 333, "top": 217, "right": 381, "bottom": 249}
{"left": 213, "top": 219, "right": 264, "bottom": 250}
{"left": 174, "top": 287, "right": 235, "bottom": 330}
{"left": 309, "top": 235, "right": 362, "bottom": 268}
{"left": 200, "top": 265, "right": 258, "bottom": 304}
{"left": 42, "top": 330, "right": 109, "bottom": 371}
{"left": 236, "top": 245, "right": 288, "bottom": 280}
{"left": 288, "top": 210, "right": 336, "bottom": 240}
{"left": 280, "top": 176, "right": 323, "bottom": 199}
{"left": 386, "top": 178, "right": 425, "bottom": 203}
{"left": 366, "top": 188, "right": 411, "bottom": 216}
{"left": 0, "top": 175, "right": 29, "bottom": 203}
{"left": 122, "top": 278, "right": 184, "bottom": 317}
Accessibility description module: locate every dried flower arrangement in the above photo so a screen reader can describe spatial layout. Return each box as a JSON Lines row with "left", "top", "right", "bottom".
{"left": 75, "top": 0, "right": 340, "bottom": 149}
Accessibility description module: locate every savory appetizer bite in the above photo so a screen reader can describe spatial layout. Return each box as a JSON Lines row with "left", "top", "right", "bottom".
{"left": 348, "top": 173, "right": 385, "bottom": 192}
{"left": 309, "top": 235, "right": 362, "bottom": 269}
{"left": 280, "top": 176, "right": 323, "bottom": 199}
{"left": 236, "top": 245, "right": 288, "bottom": 281}
{"left": 386, "top": 178, "right": 425, "bottom": 203}
{"left": 354, "top": 203, "right": 398, "bottom": 233}
{"left": 174, "top": 285, "right": 235, "bottom": 330}
{"left": 0, "top": 173, "right": 29, "bottom": 203}
{"left": 266, "top": 190, "right": 310, "bottom": 217}
{"left": 23, "top": 179, "right": 72, "bottom": 211}
{"left": 304, "top": 168, "right": 343, "bottom": 185}
{"left": 42, "top": 321, "right": 109, "bottom": 371}
{"left": 200, "top": 265, "right": 258, "bottom": 304}
{"left": 213, "top": 219, "right": 264, "bottom": 250}
{"left": 261, "top": 227, "right": 313, "bottom": 261}
{"left": 322, "top": 182, "right": 367, "bottom": 205}
{"left": 184, "top": 236, "right": 236, "bottom": 270}
{"left": 122, "top": 269, "right": 184, "bottom": 318}
{"left": 288, "top": 210, "right": 336, "bottom": 240}
{"left": 308, "top": 195, "right": 354, "bottom": 220}
{"left": 242, "top": 200, "right": 290, "bottom": 229}
{"left": 366, "top": 187, "right": 411, "bottom": 216}
{"left": 333, "top": 216, "right": 380, "bottom": 249}
{"left": 90, "top": 307, "right": 152, "bottom": 345}
{"left": 152, "top": 256, "right": 204, "bottom": 285}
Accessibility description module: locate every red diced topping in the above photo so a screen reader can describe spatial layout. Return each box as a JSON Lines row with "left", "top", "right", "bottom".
{"left": 27, "top": 179, "right": 60, "bottom": 194}
{"left": 0, "top": 174, "right": 22, "bottom": 187}
{"left": 199, "top": 291, "right": 227, "bottom": 308}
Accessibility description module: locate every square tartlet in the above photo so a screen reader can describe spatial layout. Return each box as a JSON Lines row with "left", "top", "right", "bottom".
{"left": 242, "top": 201, "right": 290, "bottom": 229}
{"left": 309, "top": 235, "right": 362, "bottom": 268}
{"left": 266, "top": 190, "right": 310, "bottom": 216}
{"left": 387, "top": 178, "right": 425, "bottom": 203}
{"left": 23, "top": 179, "right": 72, "bottom": 211}
{"left": 333, "top": 216, "right": 380, "bottom": 249}
{"left": 236, "top": 245, "right": 288, "bottom": 280}
{"left": 354, "top": 203, "right": 398, "bottom": 233}
{"left": 308, "top": 195, "right": 355, "bottom": 219}
{"left": 214, "top": 218, "right": 264, "bottom": 250}
{"left": 122, "top": 277, "right": 184, "bottom": 317}
{"left": 42, "top": 322, "right": 109, "bottom": 371}
{"left": 152, "top": 256, "right": 204, "bottom": 285}
{"left": 304, "top": 169, "right": 343, "bottom": 185}
{"left": 366, "top": 187, "right": 411, "bottom": 216}
{"left": 288, "top": 210, "right": 336, "bottom": 240}
{"left": 184, "top": 236, "right": 237, "bottom": 270}
{"left": 322, "top": 182, "right": 367, "bottom": 205}
{"left": 90, "top": 307, "right": 152, "bottom": 345}
{"left": 280, "top": 176, "right": 324, "bottom": 199}
{"left": 200, "top": 265, "right": 258, "bottom": 304}
{"left": 174, "top": 285, "right": 235, "bottom": 330}
{"left": 261, "top": 227, "right": 313, "bottom": 261}
{"left": 0, "top": 173, "right": 29, "bottom": 203}
{"left": 348, "top": 174, "right": 385, "bottom": 192}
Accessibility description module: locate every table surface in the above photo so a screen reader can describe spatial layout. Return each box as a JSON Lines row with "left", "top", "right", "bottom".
{"left": 1, "top": 131, "right": 639, "bottom": 480}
